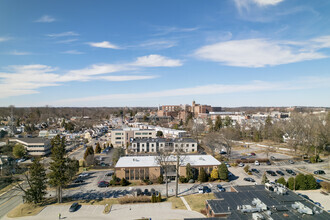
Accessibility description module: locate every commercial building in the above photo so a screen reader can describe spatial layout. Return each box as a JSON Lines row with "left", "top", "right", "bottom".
{"left": 200, "top": 184, "right": 330, "bottom": 219}
{"left": 115, "top": 154, "right": 220, "bottom": 181}
{"left": 130, "top": 138, "right": 198, "bottom": 153}
{"left": 110, "top": 128, "right": 157, "bottom": 147}
{"left": 9, "top": 138, "right": 51, "bottom": 156}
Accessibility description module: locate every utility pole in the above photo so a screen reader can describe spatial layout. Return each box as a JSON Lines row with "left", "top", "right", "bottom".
{"left": 175, "top": 152, "right": 179, "bottom": 197}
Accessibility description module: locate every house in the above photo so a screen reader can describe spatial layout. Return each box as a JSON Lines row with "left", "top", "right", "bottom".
{"left": 115, "top": 154, "right": 220, "bottom": 182}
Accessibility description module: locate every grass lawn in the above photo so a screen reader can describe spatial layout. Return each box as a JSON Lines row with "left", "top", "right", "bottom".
{"left": 7, "top": 203, "right": 45, "bottom": 218}
{"left": 166, "top": 196, "right": 187, "bottom": 210}
{"left": 183, "top": 193, "right": 216, "bottom": 212}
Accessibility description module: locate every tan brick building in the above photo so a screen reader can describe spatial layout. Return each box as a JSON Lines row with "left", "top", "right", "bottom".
{"left": 115, "top": 155, "right": 221, "bottom": 182}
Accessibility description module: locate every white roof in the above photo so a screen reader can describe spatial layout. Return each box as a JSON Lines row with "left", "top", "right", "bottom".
{"left": 115, "top": 154, "right": 220, "bottom": 168}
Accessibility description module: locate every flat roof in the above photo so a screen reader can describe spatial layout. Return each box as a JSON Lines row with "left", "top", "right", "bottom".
{"left": 131, "top": 138, "right": 197, "bottom": 143}
{"left": 10, "top": 138, "right": 49, "bottom": 144}
{"left": 115, "top": 155, "right": 221, "bottom": 168}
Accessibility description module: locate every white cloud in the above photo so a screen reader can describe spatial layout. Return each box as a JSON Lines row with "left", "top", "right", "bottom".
{"left": 194, "top": 37, "right": 330, "bottom": 67}
{"left": 88, "top": 41, "right": 120, "bottom": 49}
{"left": 0, "top": 37, "right": 10, "bottom": 42}
{"left": 139, "top": 40, "right": 177, "bottom": 49}
{"left": 10, "top": 50, "right": 32, "bottom": 56}
{"left": 153, "top": 26, "right": 199, "bottom": 36}
{"left": 253, "top": 0, "right": 284, "bottom": 6}
{"left": 47, "top": 31, "right": 79, "bottom": 37}
{"left": 35, "top": 15, "right": 56, "bottom": 23}
{"left": 54, "top": 77, "right": 330, "bottom": 104}
{"left": 56, "top": 39, "right": 78, "bottom": 44}
{"left": 99, "top": 75, "right": 157, "bottom": 81}
{"left": 0, "top": 54, "right": 181, "bottom": 98}
{"left": 132, "top": 54, "right": 182, "bottom": 67}
{"left": 61, "top": 50, "right": 84, "bottom": 55}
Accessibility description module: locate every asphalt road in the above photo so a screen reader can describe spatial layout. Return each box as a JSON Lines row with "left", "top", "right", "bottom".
{"left": 0, "top": 187, "right": 23, "bottom": 219}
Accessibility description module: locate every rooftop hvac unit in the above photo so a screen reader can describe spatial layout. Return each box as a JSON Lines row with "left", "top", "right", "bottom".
{"left": 252, "top": 213, "right": 264, "bottom": 220}
{"left": 292, "top": 202, "right": 313, "bottom": 215}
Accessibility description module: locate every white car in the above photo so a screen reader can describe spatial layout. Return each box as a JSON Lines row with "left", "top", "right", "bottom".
{"left": 254, "top": 161, "right": 260, "bottom": 166}
{"left": 78, "top": 173, "right": 89, "bottom": 178}
{"left": 198, "top": 187, "right": 204, "bottom": 194}
{"left": 238, "top": 162, "right": 244, "bottom": 167}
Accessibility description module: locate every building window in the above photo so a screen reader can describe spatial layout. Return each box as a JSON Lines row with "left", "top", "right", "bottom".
{"left": 192, "top": 149, "right": 195, "bottom": 152}
{"left": 125, "top": 169, "right": 129, "bottom": 180}
{"left": 140, "top": 169, "right": 144, "bottom": 179}
{"left": 135, "top": 169, "right": 139, "bottom": 180}
{"left": 130, "top": 169, "right": 134, "bottom": 180}
{"left": 145, "top": 168, "right": 149, "bottom": 179}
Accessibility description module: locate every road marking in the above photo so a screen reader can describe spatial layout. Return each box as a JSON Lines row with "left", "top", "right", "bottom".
{"left": 180, "top": 196, "right": 191, "bottom": 211}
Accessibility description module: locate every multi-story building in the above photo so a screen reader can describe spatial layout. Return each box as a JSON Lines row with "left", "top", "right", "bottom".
{"left": 130, "top": 138, "right": 197, "bottom": 153}
{"left": 9, "top": 138, "right": 51, "bottom": 156}
{"left": 110, "top": 128, "right": 157, "bottom": 147}
{"left": 115, "top": 154, "right": 220, "bottom": 182}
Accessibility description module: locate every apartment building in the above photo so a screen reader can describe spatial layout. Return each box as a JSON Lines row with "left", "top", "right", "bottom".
{"left": 130, "top": 138, "right": 197, "bottom": 153}
{"left": 115, "top": 154, "right": 220, "bottom": 181}
{"left": 110, "top": 128, "right": 157, "bottom": 147}
{"left": 9, "top": 138, "right": 51, "bottom": 156}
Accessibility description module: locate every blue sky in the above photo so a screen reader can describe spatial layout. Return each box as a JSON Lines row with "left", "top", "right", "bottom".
{"left": 0, "top": 0, "right": 330, "bottom": 107}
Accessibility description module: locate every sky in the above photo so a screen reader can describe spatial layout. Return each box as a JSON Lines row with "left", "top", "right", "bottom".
{"left": 0, "top": 0, "right": 330, "bottom": 107}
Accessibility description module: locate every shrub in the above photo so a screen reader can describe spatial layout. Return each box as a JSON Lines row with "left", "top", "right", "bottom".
{"left": 244, "top": 165, "right": 250, "bottom": 173}
{"left": 248, "top": 172, "right": 252, "bottom": 175}
{"left": 295, "top": 174, "right": 307, "bottom": 190}
{"left": 320, "top": 181, "right": 330, "bottom": 193}
{"left": 151, "top": 194, "right": 156, "bottom": 203}
{"left": 157, "top": 175, "right": 164, "bottom": 184}
{"left": 261, "top": 172, "right": 269, "bottom": 184}
{"left": 231, "top": 163, "right": 238, "bottom": 167}
{"left": 118, "top": 196, "right": 151, "bottom": 204}
{"left": 210, "top": 168, "right": 219, "bottom": 180}
{"left": 277, "top": 177, "right": 286, "bottom": 186}
{"left": 120, "top": 178, "right": 129, "bottom": 186}
{"left": 200, "top": 209, "right": 207, "bottom": 215}
{"left": 157, "top": 192, "right": 162, "bottom": 202}
{"left": 179, "top": 176, "right": 187, "bottom": 183}
{"left": 305, "top": 174, "right": 318, "bottom": 189}
{"left": 310, "top": 155, "right": 321, "bottom": 163}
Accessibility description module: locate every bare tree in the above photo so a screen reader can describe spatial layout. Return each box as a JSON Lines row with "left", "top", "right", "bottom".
{"left": 155, "top": 150, "right": 171, "bottom": 198}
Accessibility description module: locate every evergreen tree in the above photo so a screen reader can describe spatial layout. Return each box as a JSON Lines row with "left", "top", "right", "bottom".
{"left": 186, "top": 163, "right": 193, "bottom": 181}
{"left": 305, "top": 174, "right": 318, "bottom": 189}
{"left": 198, "top": 168, "right": 208, "bottom": 182}
{"left": 277, "top": 177, "right": 286, "bottom": 186}
{"left": 13, "top": 144, "right": 26, "bottom": 158}
{"left": 218, "top": 163, "right": 229, "bottom": 180}
{"left": 261, "top": 172, "right": 269, "bottom": 184}
{"left": 23, "top": 158, "right": 47, "bottom": 204}
{"left": 287, "top": 177, "right": 295, "bottom": 190}
{"left": 66, "top": 158, "right": 79, "bottom": 181}
{"left": 224, "top": 116, "right": 233, "bottom": 127}
{"left": 48, "top": 136, "right": 69, "bottom": 203}
{"left": 295, "top": 174, "right": 307, "bottom": 190}
{"left": 157, "top": 192, "right": 162, "bottom": 202}
{"left": 95, "top": 143, "right": 101, "bottom": 154}
{"left": 214, "top": 116, "right": 222, "bottom": 131}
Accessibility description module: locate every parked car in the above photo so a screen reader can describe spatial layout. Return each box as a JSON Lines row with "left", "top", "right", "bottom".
{"left": 314, "top": 202, "right": 323, "bottom": 208}
{"left": 286, "top": 169, "right": 296, "bottom": 175}
{"left": 143, "top": 189, "right": 151, "bottom": 196}
{"left": 276, "top": 170, "right": 284, "bottom": 176}
{"left": 243, "top": 177, "right": 255, "bottom": 182}
{"left": 270, "top": 156, "right": 276, "bottom": 160}
{"left": 78, "top": 173, "right": 90, "bottom": 178}
{"left": 304, "top": 160, "right": 311, "bottom": 164}
{"left": 220, "top": 151, "right": 227, "bottom": 155}
{"left": 203, "top": 186, "right": 211, "bottom": 193}
{"left": 224, "top": 162, "right": 231, "bottom": 167}
{"left": 254, "top": 161, "right": 260, "bottom": 166}
{"left": 266, "top": 161, "right": 271, "bottom": 165}
{"left": 97, "top": 181, "right": 109, "bottom": 188}
{"left": 150, "top": 188, "right": 158, "bottom": 196}
{"left": 250, "top": 152, "right": 256, "bottom": 156}
{"left": 217, "top": 184, "right": 225, "bottom": 192}
{"left": 198, "top": 187, "right": 204, "bottom": 194}
{"left": 105, "top": 171, "right": 114, "bottom": 176}
{"left": 251, "top": 168, "right": 259, "bottom": 173}
{"left": 73, "top": 179, "right": 84, "bottom": 184}
{"left": 314, "top": 170, "right": 326, "bottom": 175}
{"left": 289, "top": 160, "right": 294, "bottom": 164}
{"left": 69, "top": 202, "right": 79, "bottom": 212}
{"left": 238, "top": 162, "right": 245, "bottom": 167}
{"left": 136, "top": 188, "right": 143, "bottom": 196}
{"left": 266, "top": 170, "right": 277, "bottom": 176}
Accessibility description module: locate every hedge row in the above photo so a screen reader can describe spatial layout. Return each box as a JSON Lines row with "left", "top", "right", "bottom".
{"left": 235, "top": 158, "right": 269, "bottom": 163}
{"left": 118, "top": 196, "right": 151, "bottom": 204}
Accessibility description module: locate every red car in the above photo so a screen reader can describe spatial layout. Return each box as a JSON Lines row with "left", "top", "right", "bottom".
{"left": 250, "top": 152, "right": 256, "bottom": 156}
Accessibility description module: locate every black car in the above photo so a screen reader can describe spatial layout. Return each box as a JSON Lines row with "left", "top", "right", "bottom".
{"left": 73, "top": 179, "right": 84, "bottom": 184}
{"left": 105, "top": 171, "right": 114, "bottom": 176}
{"left": 266, "top": 170, "right": 277, "bottom": 176}
{"left": 203, "top": 186, "right": 211, "bottom": 193}
{"left": 69, "top": 202, "right": 79, "bottom": 212}
{"left": 286, "top": 169, "right": 296, "bottom": 175}
{"left": 266, "top": 161, "right": 271, "bottom": 165}
{"left": 243, "top": 177, "right": 255, "bottom": 182}
{"left": 251, "top": 168, "right": 259, "bottom": 173}
{"left": 276, "top": 170, "right": 284, "bottom": 176}
{"left": 143, "top": 189, "right": 151, "bottom": 196}
{"left": 98, "top": 181, "right": 109, "bottom": 188}
{"left": 314, "top": 170, "right": 326, "bottom": 175}
{"left": 136, "top": 188, "right": 143, "bottom": 196}
{"left": 304, "top": 160, "right": 311, "bottom": 164}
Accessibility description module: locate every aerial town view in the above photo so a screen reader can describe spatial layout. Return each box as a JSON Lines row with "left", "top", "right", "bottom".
{"left": 0, "top": 0, "right": 330, "bottom": 220}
